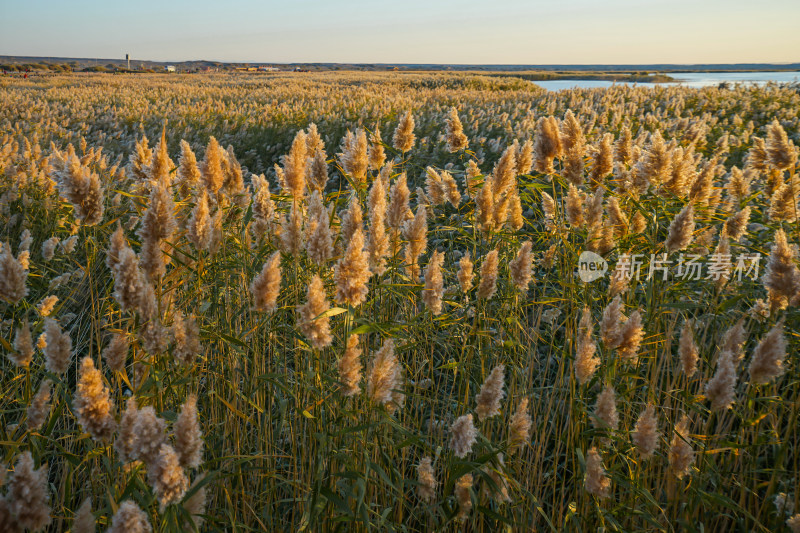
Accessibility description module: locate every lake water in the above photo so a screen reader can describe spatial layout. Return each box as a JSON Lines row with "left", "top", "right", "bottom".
{"left": 533, "top": 71, "right": 800, "bottom": 91}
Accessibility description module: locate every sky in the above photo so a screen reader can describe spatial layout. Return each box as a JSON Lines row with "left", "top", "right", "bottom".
{"left": 1, "top": 0, "right": 799, "bottom": 65}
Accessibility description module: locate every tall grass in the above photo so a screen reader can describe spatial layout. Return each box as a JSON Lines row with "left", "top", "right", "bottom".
{"left": 0, "top": 72, "right": 799, "bottom": 532}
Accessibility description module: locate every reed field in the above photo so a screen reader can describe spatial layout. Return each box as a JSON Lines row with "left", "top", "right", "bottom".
{"left": 1, "top": 71, "right": 800, "bottom": 532}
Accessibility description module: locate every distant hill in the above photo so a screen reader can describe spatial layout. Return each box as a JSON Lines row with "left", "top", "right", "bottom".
{"left": 1, "top": 55, "right": 798, "bottom": 73}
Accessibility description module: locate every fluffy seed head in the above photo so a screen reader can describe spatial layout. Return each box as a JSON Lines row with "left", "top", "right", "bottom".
{"left": 450, "top": 414, "right": 478, "bottom": 458}
{"left": 392, "top": 111, "right": 416, "bottom": 153}
{"left": 109, "top": 500, "right": 151, "bottom": 533}
{"left": 575, "top": 307, "right": 600, "bottom": 385}
{"left": 475, "top": 364, "right": 506, "bottom": 421}
{"left": 631, "top": 404, "right": 660, "bottom": 460}
{"left": 174, "top": 394, "right": 203, "bottom": 469}
{"left": 584, "top": 447, "right": 611, "bottom": 499}
{"left": 43, "top": 317, "right": 72, "bottom": 374}
{"left": 251, "top": 251, "right": 281, "bottom": 313}
{"left": 338, "top": 334, "right": 363, "bottom": 397}
{"left": 74, "top": 357, "right": 117, "bottom": 441}
{"left": 668, "top": 415, "right": 695, "bottom": 479}
{"left": 416, "top": 457, "right": 437, "bottom": 503}
{"left": 476, "top": 249, "right": 499, "bottom": 300}
{"left": 508, "top": 398, "right": 531, "bottom": 454}
{"left": 7, "top": 451, "right": 52, "bottom": 531}
{"left": 297, "top": 275, "right": 333, "bottom": 350}
{"left": 748, "top": 319, "right": 788, "bottom": 384}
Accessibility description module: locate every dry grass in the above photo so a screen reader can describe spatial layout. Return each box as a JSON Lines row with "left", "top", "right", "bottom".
{"left": 0, "top": 72, "right": 799, "bottom": 532}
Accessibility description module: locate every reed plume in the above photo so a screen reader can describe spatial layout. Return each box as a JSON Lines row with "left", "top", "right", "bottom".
{"left": 492, "top": 144, "right": 518, "bottom": 197}
{"left": 6, "top": 451, "right": 51, "bottom": 532}
{"left": 725, "top": 206, "right": 751, "bottom": 241}
{"left": 72, "top": 497, "right": 94, "bottom": 533}
{"left": 366, "top": 339, "right": 402, "bottom": 408}
{"left": 366, "top": 176, "right": 389, "bottom": 274}
{"left": 476, "top": 249, "right": 499, "bottom": 300}
{"left": 475, "top": 178, "right": 495, "bottom": 233}
{"left": 508, "top": 398, "right": 531, "bottom": 454}
{"left": 297, "top": 275, "right": 333, "bottom": 350}
{"left": 282, "top": 130, "right": 308, "bottom": 199}
{"left": 450, "top": 414, "right": 478, "bottom": 458}
{"left": 128, "top": 134, "right": 153, "bottom": 181}
{"left": 509, "top": 241, "right": 534, "bottom": 291}
{"left": 457, "top": 252, "right": 474, "bottom": 293}
{"left": 392, "top": 111, "right": 415, "bottom": 153}
{"left": 43, "top": 317, "right": 72, "bottom": 374}
{"left": 251, "top": 251, "right": 281, "bottom": 313}
{"left": 367, "top": 127, "right": 386, "bottom": 170}
{"left": 584, "top": 447, "right": 610, "bottom": 499}
{"left": 665, "top": 203, "right": 695, "bottom": 252}
{"left": 177, "top": 140, "right": 201, "bottom": 195}
{"left": 340, "top": 194, "right": 364, "bottom": 243}
{"left": 585, "top": 187, "right": 604, "bottom": 231}
{"left": 338, "top": 334, "right": 362, "bottom": 397}
{"left": 385, "top": 175, "right": 409, "bottom": 231}
{"left": 705, "top": 348, "right": 737, "bottom": 410}
{"left": 631, "top": 404, "right": 660, "bottom": 460}
{"left": 74, "top": 356, "right": 116, "bottom": 442}
{"left": 678, "top": 319, "right": 699, "bottom": 377}
{"left": 0, "top": 242, "right": 28, "bottom": 304}
{"left": 476, "top": 364, "right": 505, "bottom": 421}
{"left": 615, "top": 125, "right": 632, "bottom": 165}
{"left": 616, "top": 311, "right": 644, "bottom": 363}
{"left": 517, "top": 139, "right": 534, "bottom": 175}
{"left": 422, "top": 250, "right": 445, "bottom": 315}
{"left": 147, "top": 443, "right": 189, "bottom": 509}
{"left": 766, "top": 119, "right": 798, "bottom": 171}
{"left": 53, "top": 153, "right": 105, "bottom": 225}
{"left": 541, "top": 191, "right": 556, "bottom": 230}
{"left": 593, "top": 384, "right": 619, "bottom": 432}
{"left": 588, "top": 133, "right": 614, "bottom": 187}
{"left": 137, "top": 181, "right": 176, "bottom": 279}
{"left": 455, "top": 474, "right": 473, "bottom": 521}
{"left": 463, "top": 160, "right": 481, "bottom": 199}
{"left": 763, "top": 228, "right": 800, "bottom": 312}
{"left": 307, "top": 211, "right": 334, "bottom": 266}
{"left": 335, "top": 228, "right": 371, "bottom": 307}
{"left": 668, "top": 415, "right": 695, "bottom": 479}
{"left": 445, "top": 108, "right": 469, "bottom": 152}
{"left": 187, "top": 189, "right": 212, "bottom": 251}
{"left": 36, "top": 295, "right": 58, "bottom": 317}
{"left": 533, "top": 116, "right": 563, "bottom": 174}
{"left": 416, "top": 457, "right": 437, "bottom": 503}
{"left": 339, "top": 129, "right": 368, "bottom": 188}
{"left": 200, "top": 136, "right": 224, "bottom": 196}
{"left": 638, "top": 131, "right": 671, "bottom": 187}
{"left": 26, "top": 379, "right": 52, "bottom": 431}
{"left": 769, "top": 177, "right": 799, "bottom": 222}
{"left": 130, "top": 405, "right": 167, "bottom": 465}
{"left": 565, "top": 185, "right": 585, "bottom": 227}
{"left": 174, "top": 394, "right": 203, "bottom": 469}
{"left": 748, "top": 319, "right": 787, "bottom": 384}
{"left": 108, "top": 500, "right": 151, "bottom": 533}
{"left": 10, "top": 319, "right": 34, "bottom": 367}
{"left": 149, "top": 127, "right": 173, "bottom": 185}
{"left": 401, "top": 206, "right": 427, "bottom": 281}
{"left": 600, "top": 295, "right": 623, "bottom": 348}
{"left": 575, "top": 306, "right": 600, "bottom": 385}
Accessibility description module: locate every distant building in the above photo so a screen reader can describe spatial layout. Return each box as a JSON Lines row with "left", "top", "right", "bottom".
{"left": 165, "top": 65, "right": 176, "bottom": 72}
{"left": 258, "top": 66, "right": 279, "bottom": 72}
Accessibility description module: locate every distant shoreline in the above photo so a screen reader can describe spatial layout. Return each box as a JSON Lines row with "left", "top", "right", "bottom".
{"left": 1, "top": 55, "right": 798, "bottom": 74}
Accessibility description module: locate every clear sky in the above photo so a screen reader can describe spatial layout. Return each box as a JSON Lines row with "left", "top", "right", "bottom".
{"left": 1, "top": 0, "right": 798, "bottom": 65}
